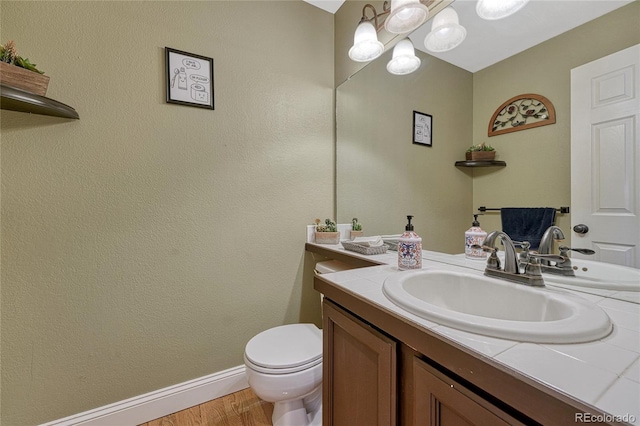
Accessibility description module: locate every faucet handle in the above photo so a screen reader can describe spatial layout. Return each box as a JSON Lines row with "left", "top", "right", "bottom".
{"left": 486, "top": 247, "right": 500, "bottom": 270}
{"left": 513, "top": 242, "right": 531, "bottom": 272}
{"left": 512, "top": 241, "right": 531, "bottom": 249}
{"left": 559, "top": 245, "right": 596, "bottom": 256}
{"left": 472, "top": 245, "right": 501, "bottom": 269}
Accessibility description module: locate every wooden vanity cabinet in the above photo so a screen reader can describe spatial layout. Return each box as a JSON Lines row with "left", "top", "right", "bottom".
{"left": 322, "top": 300, "right": 397, "bottom": 426}
{"left": 403, "top": 348, "right": 528, "bottom": 426}
{"left": 309, "top": 244, "right": 617, "bottom": 426}
{"left": 323, "top": 300, "right": 533, "bottom": 426}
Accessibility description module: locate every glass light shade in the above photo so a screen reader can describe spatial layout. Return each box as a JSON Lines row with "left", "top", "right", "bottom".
{"left": 387, "top": 39, "right": 421, "bottom": 75}
{"left": 384, "top": 0, "right": 429, "bottom": 34}
{"left": 424, "top": 7, "right": 467, "bottom": 53}
{"left": 476, "top": 0, "right": 530, "bottom": 20}
{"left": 348, "top": 20, "right": 384, "bottom": 62}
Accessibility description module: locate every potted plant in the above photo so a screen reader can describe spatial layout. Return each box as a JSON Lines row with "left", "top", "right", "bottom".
{"left": 350, "top": 218, "right": 364, "bottom": 240}
{"left": 314, "top": 218, "right": 340, "bottom": 244}
{"left": 0, "top": 40, "right": 49, "bottom": 96}
{"left": 466, "top": 143, "right": 496, "bottom": 161}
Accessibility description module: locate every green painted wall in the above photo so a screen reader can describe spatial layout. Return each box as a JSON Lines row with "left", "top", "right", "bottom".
{"left": 0, "top": 1, "right": 334, "bottom": 424}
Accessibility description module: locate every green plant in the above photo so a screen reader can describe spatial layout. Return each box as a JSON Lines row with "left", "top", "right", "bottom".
{"left": 315, "top": 218, "right": 337, "bottom": 232}
{"left": 351, "top": 218, "right": 362, "bottom": 231}
{"left": 466, "top": 142, "right": 495, "bottom": 153}
{"left": 0, "top": 40, "right": 45, "bottom": 74}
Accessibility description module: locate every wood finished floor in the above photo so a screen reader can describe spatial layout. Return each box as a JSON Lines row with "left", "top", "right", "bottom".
{"left": 140, "top": 388, "right": 273, "bottom": 426}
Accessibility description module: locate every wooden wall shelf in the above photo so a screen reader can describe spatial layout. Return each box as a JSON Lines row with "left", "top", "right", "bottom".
{"left": 455, "top": 160, "right": 506, "bottom": 168}
{"left": 0, "top": 84, "right": 79, "bottom": 119}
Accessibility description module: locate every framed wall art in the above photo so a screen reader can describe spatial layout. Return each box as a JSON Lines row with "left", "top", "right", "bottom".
{"left": 413, "top": 111, "right": 432, "bottom": 147}
{"left": 165, "top": 47, "right": 214, "bottom": 110}
{"left": 488, "top": 93, "right": 555, "bottom": 136}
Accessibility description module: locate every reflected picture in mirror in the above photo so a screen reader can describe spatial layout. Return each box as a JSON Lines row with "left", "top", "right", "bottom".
{"left": 412, "top": 111, "right": 432, "bottom": 146}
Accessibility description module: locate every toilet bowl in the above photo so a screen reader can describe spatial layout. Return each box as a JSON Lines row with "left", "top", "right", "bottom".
{"left": 243, "top": 260, "right": 355, "bottom": 425}
{"left": 244, "top": 323, "right": 323, "bottom": 426}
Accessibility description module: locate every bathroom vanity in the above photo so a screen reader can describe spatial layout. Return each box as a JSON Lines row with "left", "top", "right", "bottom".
{"left": 307, "top": 243, "right": 639, "bottom": 426}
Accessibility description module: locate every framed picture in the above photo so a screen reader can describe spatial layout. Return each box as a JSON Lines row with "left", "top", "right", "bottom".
{"left": 413, "top": 111, "right": 432, "bottom": 147}
{"left": 165, "top": 47, "right": 214, "bottom": 110}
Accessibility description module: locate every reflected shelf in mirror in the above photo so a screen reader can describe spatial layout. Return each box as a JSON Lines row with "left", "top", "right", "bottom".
{"left": 455, "top": 160, "right": 506, "bottom": 167}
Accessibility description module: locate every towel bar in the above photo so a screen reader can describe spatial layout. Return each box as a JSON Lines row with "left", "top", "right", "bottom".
{"left": 478, "top": 206, "right": 570, "bottom": 214}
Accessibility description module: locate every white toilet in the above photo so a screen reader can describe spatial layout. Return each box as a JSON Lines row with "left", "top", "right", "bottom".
{"left": 243, "top": 260, "right": 353, "bottom": 426}
{"left": 244, "top": 323, "right": 323, "bottom": 426}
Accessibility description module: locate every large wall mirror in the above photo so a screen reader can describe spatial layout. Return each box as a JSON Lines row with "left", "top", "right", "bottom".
{"left": 335, "top": 0, "right": 640, "bottom": 303}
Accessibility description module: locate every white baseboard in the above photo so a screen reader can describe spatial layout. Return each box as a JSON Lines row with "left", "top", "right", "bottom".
{"left": 40, "top": 365, "right": 249, "bottom": 426}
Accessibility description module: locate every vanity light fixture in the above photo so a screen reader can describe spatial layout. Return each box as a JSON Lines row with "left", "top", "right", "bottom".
{"left": 384, "top": 0, "right": 429, "bottom": 34}
{"left": 476, "top": 0, "right": 530, "bottom": 20}
{"left": 348, "top": 18, "right": 385, "bottom": 62}
{"left": 424, "top": 7, "right": 466, "bottom": 53}
{"left": 387, "top": 39, "right": 421, "bottom": 75}
{"left": 348, "top": 1, "right": 429, "bottom": 63}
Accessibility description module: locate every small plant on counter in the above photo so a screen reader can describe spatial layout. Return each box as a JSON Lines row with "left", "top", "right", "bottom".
{"left": 314, "top": 218, "right": 340, "bottom": 244}
{"left": 0, "top": 40, "right": 45, "bottom": 74}
{"left": 350, "top": 217, "right": 364, "bottom": 240}
{"left": 466, "top": 142, "right": 495, "bottom": 153}
{"left": 315, "top": 218, "right": 337, "bottom": 232}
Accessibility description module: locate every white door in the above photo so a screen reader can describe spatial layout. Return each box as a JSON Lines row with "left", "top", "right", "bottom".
{"left": 571, "top": 44, "right": 640, "bottom": 268}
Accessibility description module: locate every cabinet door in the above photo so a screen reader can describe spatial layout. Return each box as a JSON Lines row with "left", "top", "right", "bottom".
{"left": 323, "top": 300, "right": 397, "bottom": 426}
{"left": 413, "top": 357, "right": 526, "bottom": 426}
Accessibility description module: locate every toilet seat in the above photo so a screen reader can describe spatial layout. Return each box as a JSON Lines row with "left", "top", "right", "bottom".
{"left": 244, "top": 324, "right": 322, "bottom": 375}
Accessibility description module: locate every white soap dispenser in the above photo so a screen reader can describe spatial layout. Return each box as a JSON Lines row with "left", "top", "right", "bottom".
{"left": 465, "top": 214, "right": 487, "bottom": 260}
{"left": 398, "top": 215, "right": 422, "bottom": 270}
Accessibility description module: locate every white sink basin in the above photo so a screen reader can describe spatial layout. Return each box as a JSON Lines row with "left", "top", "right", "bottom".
{"left": 543, "top": 259, "right": 640, "bottom": 292}
{"left": 382, "top": 269, "right": 612, "bottom": 343}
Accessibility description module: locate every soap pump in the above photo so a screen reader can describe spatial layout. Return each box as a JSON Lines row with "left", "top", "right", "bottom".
{"left": 465, "top": 214, "right": 487, "bottom": 260}
{"left": 398, "top": 215, "right": 422, "bottom": 270}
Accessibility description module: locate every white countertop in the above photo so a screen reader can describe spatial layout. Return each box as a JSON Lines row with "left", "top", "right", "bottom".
{"left": 309, "top": 242, "right": 640, "bottom": 424}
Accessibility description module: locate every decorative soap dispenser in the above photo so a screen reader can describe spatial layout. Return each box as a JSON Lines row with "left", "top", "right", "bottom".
{"left": 465, "top": 214, "right": 487, "bottom": 260}
{"left": 398, "top": 215, "right": 422, "bottom": 270}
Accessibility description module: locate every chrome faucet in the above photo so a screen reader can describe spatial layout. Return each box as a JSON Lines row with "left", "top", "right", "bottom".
{"left": 538, "top": 226, "right": 565, "bottom": 256}
{"left": 536, "top": 226, "right": 595, "bottom": 276}
{"left": 484, "top": 231, "right": 519, "bottom": 274}
{"left": 478, "top": 231, "right": 565, "bottom": 287}
{"left": 482, "top": 231, "right": 544, "bottom": 286}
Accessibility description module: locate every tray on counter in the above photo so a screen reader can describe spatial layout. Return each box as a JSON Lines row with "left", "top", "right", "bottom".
{"left": 341, "top": 241, "right": 388, "bottom": 255}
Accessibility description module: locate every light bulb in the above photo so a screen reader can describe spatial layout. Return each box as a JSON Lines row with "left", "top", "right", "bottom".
{"left": 476, "top": 0, "right": 530, "bottom": 20}
{"left": 348, "top": 20, "right": 384, "bottom": 62}
{"left": 384, "top": 0, "right": 429, "bottom": 34}
{"left": 387, "top": 39, "right": 421, "bottom": 75}
{"left": 424, "top": 7, "right": 466, "bottom": 53}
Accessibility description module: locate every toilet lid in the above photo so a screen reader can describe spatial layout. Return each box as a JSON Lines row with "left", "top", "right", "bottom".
{"left": 245, "top": 324, "right": 322, "bottom": 370}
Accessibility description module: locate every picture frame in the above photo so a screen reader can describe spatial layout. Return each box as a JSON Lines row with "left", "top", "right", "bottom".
{"left": 413, "top": 111, "right": 432, "bottom": 147}
{"left": 165, "top": 47, "right": 214, "bottom": 110}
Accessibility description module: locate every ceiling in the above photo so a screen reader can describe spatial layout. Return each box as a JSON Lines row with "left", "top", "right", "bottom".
{"left": 304, "top": 0, "right": 634, "bottom": 72}
{"left": 304, "top": 0, "right": 345, "bottom": 14}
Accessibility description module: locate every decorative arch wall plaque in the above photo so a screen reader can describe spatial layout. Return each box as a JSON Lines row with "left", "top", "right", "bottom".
{"left": 488, "top": 93, "right": 556, "bottom": 137}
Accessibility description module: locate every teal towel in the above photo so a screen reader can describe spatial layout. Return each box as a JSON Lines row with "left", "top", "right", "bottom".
{"left": 501, "top": 208, "right": 556, "bottom": 250}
